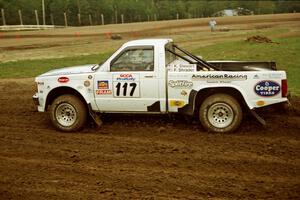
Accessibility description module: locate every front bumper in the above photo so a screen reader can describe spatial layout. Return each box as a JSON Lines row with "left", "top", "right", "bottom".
{"left": 32, "top": 93, "right": 44, "bottom": 112}
{"left": 32, "top": 93, "right": 39, "bottom": 106}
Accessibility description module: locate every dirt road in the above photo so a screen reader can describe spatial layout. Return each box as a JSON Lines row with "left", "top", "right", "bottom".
{"left": 0, "top": 78, "right": 299, "bottom": 199}
{"left": 1, "top": 13, "right": 300, "bottom": 63}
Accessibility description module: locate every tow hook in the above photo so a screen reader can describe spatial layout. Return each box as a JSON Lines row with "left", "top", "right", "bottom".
{"left": 88, "top": 104, "right": 102, "bottom": 127}
{"left": 250, "top": 109, "right": 266, "bottom": 126}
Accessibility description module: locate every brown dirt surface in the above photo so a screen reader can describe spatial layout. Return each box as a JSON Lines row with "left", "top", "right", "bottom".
{"left": 0, "top": 78, "right": 300, "bottom": 199}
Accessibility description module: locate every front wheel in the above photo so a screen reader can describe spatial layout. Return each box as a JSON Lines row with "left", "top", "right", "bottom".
{"left": 199, "top": 93, "right": 242, "bottom": 133}
{"left": 50, "top": 94, "right": 87, "bottom": 132}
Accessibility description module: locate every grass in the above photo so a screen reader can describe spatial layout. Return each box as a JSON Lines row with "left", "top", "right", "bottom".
{"left": 194, "top": 37, "right": 300, "bottom": 95}
{"left": 0, "top": 52, "right": 111, "bottom": 78}
{"left": 0, "top": 36, "right": 299, "bottom": 94}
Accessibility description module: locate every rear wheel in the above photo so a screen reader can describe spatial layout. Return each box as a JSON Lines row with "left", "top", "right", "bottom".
{"left": 50, "top": 94, "right": 87, "bottom": 132}
{"left": 199, "top": 93, "right": 242, "bottom": 133}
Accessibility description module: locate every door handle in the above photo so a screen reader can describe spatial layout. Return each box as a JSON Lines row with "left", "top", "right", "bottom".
{"left": 144, "top": 75, "right": 155, "bottom": 78}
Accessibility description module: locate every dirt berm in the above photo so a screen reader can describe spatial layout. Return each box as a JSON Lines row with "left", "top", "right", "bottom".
{"left": 0, "top": 78, "right": 299, "bottom": 199}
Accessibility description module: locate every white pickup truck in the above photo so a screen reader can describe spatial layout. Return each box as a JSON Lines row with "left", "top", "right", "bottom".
{"left": 33, "top": 39, "right": 288, "bottom": 133}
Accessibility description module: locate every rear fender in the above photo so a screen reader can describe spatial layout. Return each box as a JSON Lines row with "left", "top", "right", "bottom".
{"left": 178, "top": 86, "right": 251, "bottom": 116}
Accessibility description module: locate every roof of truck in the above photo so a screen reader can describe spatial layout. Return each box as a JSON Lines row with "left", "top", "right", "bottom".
{"left": 122, "top": 38, "right": 173, "bottom": 47}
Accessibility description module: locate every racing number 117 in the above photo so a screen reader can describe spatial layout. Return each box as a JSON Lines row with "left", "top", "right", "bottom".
{"left": 115, "top": 82, "right": 137, "bottom": 96}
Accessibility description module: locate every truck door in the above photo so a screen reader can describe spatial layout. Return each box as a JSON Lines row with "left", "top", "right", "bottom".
{"left": 94, "top": 46, "right": 160, "bottom": 112}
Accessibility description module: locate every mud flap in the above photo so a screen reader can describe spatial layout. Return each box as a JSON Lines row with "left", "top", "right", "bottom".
{"left": 88, "top": 104, "right": 102, "bottom": 127}
{"left": 250, "top": 109, "right": 266, "bottom": 127}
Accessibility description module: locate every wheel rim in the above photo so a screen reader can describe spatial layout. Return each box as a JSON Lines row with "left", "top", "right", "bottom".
{"left": 207, "top": 102, "right": 234, "bottom": 128}
{"left": 55, "top": 103, "right": 77, "bottom": 127}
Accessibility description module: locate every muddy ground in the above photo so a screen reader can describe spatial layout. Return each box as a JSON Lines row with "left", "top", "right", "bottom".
{"left": 0, "top": 78, "right": 299, "bottom": 199}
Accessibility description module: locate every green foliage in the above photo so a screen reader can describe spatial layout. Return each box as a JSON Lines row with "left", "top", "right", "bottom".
{"left": 0, "top": 0, "right": 299, "bottom": 26}
{"left": 193, "top": 37, "right": 300, "bottom": 94}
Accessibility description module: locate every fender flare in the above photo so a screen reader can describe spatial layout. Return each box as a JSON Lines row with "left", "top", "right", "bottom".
{"left": 178, "top": 87, "right": 251, "bottom": 116}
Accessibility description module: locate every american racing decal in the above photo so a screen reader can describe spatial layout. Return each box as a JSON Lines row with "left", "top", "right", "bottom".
{"left": 168, "top": 80, "right": 193, "bottom": 88}
{"left": 98, "top": 80, "right": 109, "bottom": 89}
{"left": 192, "top": 74, "right": 247, "bottom": 81}
{"left": 113, "top": 74, "right": 140, "bottom": 98}
{"left": 254, "top": 80, "right": 280, "bottom": 97}
{"left": 96, "top": 89, "right": 112, "bottom": 95}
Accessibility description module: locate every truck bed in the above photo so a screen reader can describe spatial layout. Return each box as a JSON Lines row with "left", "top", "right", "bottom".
{"left": 207, "top": 61, "right": 276, "bottom": 71}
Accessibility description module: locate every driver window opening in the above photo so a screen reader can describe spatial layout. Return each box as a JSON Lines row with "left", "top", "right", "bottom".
{"left": 110, "top": 47, "right": 154, "bottom": 72}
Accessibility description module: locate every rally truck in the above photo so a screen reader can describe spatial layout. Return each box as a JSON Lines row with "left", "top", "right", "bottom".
{"left": 33, "top": 39, "right": 288, "bottom": 133}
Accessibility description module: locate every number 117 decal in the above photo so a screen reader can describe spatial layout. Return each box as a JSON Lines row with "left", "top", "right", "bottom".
{"left": 113, "top": 82, "right": 140, "bottom": 97}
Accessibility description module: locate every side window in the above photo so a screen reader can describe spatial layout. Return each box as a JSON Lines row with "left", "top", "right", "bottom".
{"left": 111, "top": 47, "right": 154, "bottom": 71}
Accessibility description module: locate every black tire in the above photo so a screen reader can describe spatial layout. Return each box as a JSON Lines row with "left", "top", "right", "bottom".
{"left": 199, "top": 93, "right": 242, "bottom": 133}
{"left": 50, "top": 94, "right": 87, "bottom": 132}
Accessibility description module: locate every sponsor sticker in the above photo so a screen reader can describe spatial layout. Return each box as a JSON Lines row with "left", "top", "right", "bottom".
{"left": 98, "top": 80, "right": 109, "bottom": 89}
{"left": 58, "top": 77, "right": 69, "bottom": 83}
{"left": 113, "top": 74, "right": 140, "bottom": 98}
{"left": 192, "top": 74, "right": 247, "bottom": 81}
{"left": 84, "top": 80, "right": 90, "bottom": 87}
{"left": 170, "top": 100, "right": 185, "bottom": 107}
{"left": 96, "top": 89, "right": 112, "bottom": 95}
{"left": 114, "top": 73, "right": 137, "bottom": 81}
{"left": 254, "top": 80, "right": 280, "bottom": 97}
{"left": 256, "top": 100, "right": 265, "bottom": 106}
{"left": 269, "top": 73, "right": 283, "bottom": 79}
{"left": 169, "top": 80, "right": 193, "bottom": 88}
{"left": 181, "top": 90, "right": 188, "bottom": 96}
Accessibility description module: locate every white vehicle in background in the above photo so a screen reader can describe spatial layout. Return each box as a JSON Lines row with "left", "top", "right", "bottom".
{"left": 33, "top": 39, "right": 289, "bottom": 133}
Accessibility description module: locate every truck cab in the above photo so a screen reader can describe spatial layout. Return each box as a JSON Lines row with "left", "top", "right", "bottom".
{"left": 92, "top": 39, "right": 170, "bottom": 113}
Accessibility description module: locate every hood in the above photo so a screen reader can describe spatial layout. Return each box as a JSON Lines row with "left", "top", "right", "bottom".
{"left": 39, "top": 64, "right": 97, "bottom": 77}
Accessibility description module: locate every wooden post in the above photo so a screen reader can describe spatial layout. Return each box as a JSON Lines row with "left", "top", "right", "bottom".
{"left": 35, "top": 10, "right": 39, "bottom": 26}
{"left": 176, "top": 13, "right": 179, "bottom": 20}
{"left": 147, "top": 15, "right": 150, "bottom": 21}
{"left": 154, "top": 14, "right": 157, "bottom": 21}
{"left": 77, "top": 13, "right": 81, "bottom": 25}
{"left": 121, "top": 14, "right": 124, "bottom": 24}
{"left": 115, "top": 10, "right": 118, "bottom": 24}
{"left": 1, "top": 9, "right": 5, "bottom": 25}
{"left": 42, "top": 0, "right": 46, "bottom": 25}
{"left": 89, "top": 14, "right": 92, "bottom": 25}
{"left": 18, "top": 10, "right": 23, "bottom": 25}
{"left": 101, "top": 14, "right": 104, "bottom": 25}
{"left": 50, "top": 13, "right": 54, "bottom": 25}
{"left": 64, "top": 12, "right": 68, "bottom": 27}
